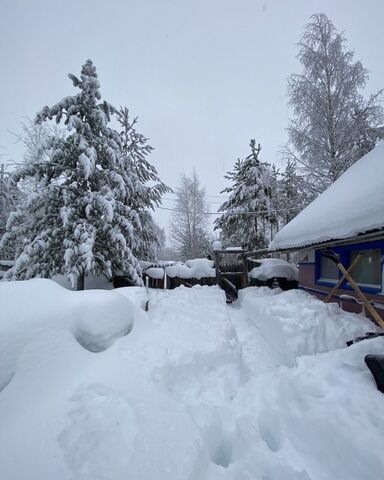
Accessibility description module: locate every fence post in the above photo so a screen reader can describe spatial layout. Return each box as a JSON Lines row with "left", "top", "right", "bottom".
{"left": 242, "top": 252, "right": 249, "bottom": 288}
{"left": 214, "top": 251, "right": 220, "bottom": 286}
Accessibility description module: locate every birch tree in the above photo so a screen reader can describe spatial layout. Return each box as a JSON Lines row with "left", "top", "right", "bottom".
{"left": 169, "top": 170, "right": 210, "bottom": 260}
{"left": 285, "top": 13, "right": 384, "bottom": 196}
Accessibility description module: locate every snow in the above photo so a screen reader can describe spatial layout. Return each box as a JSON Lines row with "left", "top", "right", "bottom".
{"left": 144, "top": 266, "right": 165, "bottom": 279}
{"left": 270, "top": 142, "right": 384, "bottom": 249}
{"left": 249, "top": 257, "right": 299, "bottom": 281}
{"left": 0, "top": 279, "right": 137, "bottom": 390}
{"left": 165, "top": 258, "right": 216, "bottom": 279}
{"left": 212, "top": 240, "right": 222, "bottom": 251}
{"left": 1, "top": 281, "right": 384, "bottom": 479}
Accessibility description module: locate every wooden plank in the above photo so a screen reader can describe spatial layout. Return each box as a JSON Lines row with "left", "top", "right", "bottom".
{"left": 336, "top": 263, "right": 384, "bottom": 329}
{"left": 324, "top": 253, "right": 362, "bottom": 303}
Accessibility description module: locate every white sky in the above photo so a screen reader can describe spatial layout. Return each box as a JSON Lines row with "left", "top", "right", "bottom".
{"left": 1, "top": 0, "right": 383, "bottom": 235}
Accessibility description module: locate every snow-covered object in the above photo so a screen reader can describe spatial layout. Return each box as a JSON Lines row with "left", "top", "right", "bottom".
{"left": 225, "top": 246, "right": 243, "bottom": 251}
{"left": 165, "top": 259, "right": 216, "bottom": 279}
{"left": 212, "top": 240, "right": 222, "bottom": 251}
{"left": 249, "top": 258, "right": 298, "bottom": 281}
{"left": 214, "top": 141, "right": 275, "bottom": 250}
{"left": 144, "top": 267, "right": 165, "bottom": 279}
{"left": 270, "top": 142, "right": 384, "bottom": 249}
{"left": 0, "top": 279, "right": 138, "bottom": 390}
{"left": 1, "top": 61, "right": 146, "bottom": 288}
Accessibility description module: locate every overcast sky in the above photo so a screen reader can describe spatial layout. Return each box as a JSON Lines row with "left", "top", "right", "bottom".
{"left": 1, "top": 0, "right": 383, "bottom": 233}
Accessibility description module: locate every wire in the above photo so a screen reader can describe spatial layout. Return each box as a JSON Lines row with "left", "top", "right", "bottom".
{"left": 162, "top": 197, "right": 225, "bottom": 205}
{"left": 157, "top": 205, "right": 301, "bottom": 216}
{"left": 165, "top": 192, "right": 229, "bottom": 199}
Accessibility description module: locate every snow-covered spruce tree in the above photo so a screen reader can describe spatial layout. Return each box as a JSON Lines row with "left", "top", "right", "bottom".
{"left": 116, "top": 107, "right": 170, "bottom": 261}
{"left": 0, "top": 165, "right": 20, "bottom": 239}
{"left": 285, "top": 13, "right": 384, "bottom": 197}
{"left": 0, "top": 60, "right": 143, "bottom": 289}
{"left": 169, "top": 170, "right": 210, "bottom": 260}
{"left": 278, "top": 159, "right": 306, "bottom": 227}
{"left": 214, "top": 140, "right": 274, "bottom": 251}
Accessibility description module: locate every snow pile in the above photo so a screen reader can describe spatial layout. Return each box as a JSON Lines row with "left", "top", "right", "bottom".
{"left": 0, "top": 279, "right": 137, "bottom": 391}
{"left": 1, "top": 282, "right": 384, "bottom": 479}
{"left": 212, "top": 240, "right": 222, "bottom": 251}
{"left": 144, "top": 266, "right": 164, "bottom": 279}
{"left": 227, "top": 336, "right": 384, "bottom": 480}
{"left": 270, "top": 141, "right": 384, "bottom": 249}
{"left": 165, "top": 258, "right": 216, "bottom": 279}
{"left": 238, "top": 287, "right": 376, "bottom": 365}
{"left": 249, "top": 258, "right": 299, "bottom": 281}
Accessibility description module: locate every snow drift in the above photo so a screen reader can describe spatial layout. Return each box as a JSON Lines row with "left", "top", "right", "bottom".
{"left": 0, "top": 279, "right": 138, "bottom": 390}
{"left": 1, "top": 283, "right": 383, "bottom": 480}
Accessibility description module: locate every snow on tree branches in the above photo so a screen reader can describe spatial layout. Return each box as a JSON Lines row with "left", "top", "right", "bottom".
{"left": 116, "top": 107, "right": 171, "bottom": 261}
{"left": 285, "top": 13, "right": 384, "bottom": 197}
{"left": 214, "top": 140, "right": 275, "bottom": 251}
{"left": 0, "top": 60, "right": 167, "bottom": 288}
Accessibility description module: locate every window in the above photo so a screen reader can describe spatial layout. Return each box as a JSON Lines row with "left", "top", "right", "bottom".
{"left": 320, "top": 254, "right": 339, "bottom": 281}
{"left": 350, "top": 248, "right": 381, "bottom": 287}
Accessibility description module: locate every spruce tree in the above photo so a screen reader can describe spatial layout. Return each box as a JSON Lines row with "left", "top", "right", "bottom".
{"left": 214, "top": 140, "right": 274, "bottom": 250}
{"left": 1, "top": 60, "right": 144, "bottom": 289}
{"left": 116, "top": 107, "right": 170, "bottom": 260}
{"left": 278, "top": 159, "right": 304, "bottom": 226}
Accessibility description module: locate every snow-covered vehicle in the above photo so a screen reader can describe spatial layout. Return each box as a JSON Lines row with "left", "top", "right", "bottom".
{"left": 248, "top": 257, "right": 299, "bottom": 290}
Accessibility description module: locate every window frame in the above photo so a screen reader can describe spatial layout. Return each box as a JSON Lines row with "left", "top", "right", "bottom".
{"left": 315, "top": 240, "right": 384, "bottom": 294}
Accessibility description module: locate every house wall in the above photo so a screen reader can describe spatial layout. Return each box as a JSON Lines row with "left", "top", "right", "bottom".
{"left": 298, "top": 240, "right": 384, "bottom": 321}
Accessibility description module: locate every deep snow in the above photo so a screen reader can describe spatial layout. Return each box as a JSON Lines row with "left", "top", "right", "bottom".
{"left": 0, "top": 281, "right": 383, "bottom": 480}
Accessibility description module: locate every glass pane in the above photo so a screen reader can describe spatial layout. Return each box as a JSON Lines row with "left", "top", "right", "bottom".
{"left": 321, "top": 255, "right": 339, "bottom": 280}
{"left": 350, "top": 249, "right": 381, "bottom": 286}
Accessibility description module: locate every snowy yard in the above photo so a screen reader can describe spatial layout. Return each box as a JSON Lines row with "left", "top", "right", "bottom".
{"left": 1, "top": 280, "right": 384, "bottom": 480}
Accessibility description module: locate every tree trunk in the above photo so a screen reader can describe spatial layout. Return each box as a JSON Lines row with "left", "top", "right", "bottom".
{"left": 76, "top": 273, "right": 85, "bottom": 290}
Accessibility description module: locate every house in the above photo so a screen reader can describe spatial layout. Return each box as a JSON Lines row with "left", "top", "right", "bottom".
{"left": 270, "top": 142, "right": 384, "bottom": 320}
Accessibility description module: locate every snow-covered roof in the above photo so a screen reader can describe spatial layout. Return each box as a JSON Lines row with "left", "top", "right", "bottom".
{"left": 270, "top": 142, "right": 384, "bottom": 250}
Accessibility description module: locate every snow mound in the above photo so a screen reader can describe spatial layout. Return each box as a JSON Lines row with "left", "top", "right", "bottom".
{"left": 249, "top": 258, "right": 299, "bottom": 281}
{"left": 212, "top": 240, "right": 222, "bottom": 251}
{"left": 238, "top": 287, "right": 376, "bottom": 365}
{"left": 0, "top": 279, "right": 138, "bottom": 389}
{"left": 165, "top": 259, "right": 216, "bottom": 279}
{"left": 144, "top": 267, "right": 164, "bottom": 279}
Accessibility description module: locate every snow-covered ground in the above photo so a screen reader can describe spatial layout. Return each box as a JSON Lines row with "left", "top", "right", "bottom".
{"left": 0, "top": 280, "right": 383, "bottom": 480}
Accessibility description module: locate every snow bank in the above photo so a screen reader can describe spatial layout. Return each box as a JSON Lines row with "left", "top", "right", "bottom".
{"left": 224, "top": 336, "right": 384, "bottom": 480}
{"left": 0, "top": 285, "right": 244, "bottom": 480}
{"left": 249, "top": 258, "right": 298, "bottom": 281}
{"left": 0, "top": 279, "right": 138, "bottom": 390}
{"left": 270, "top": 141, "right": 384, "bottom": 249}
{"left": 165, "top": 258, "right": 216, "bottom": 279}
{"left": 1, "top": 283, "right": 383, "bottom": 480}
{"left": 238, "top": 287, "right": 376, "bottom": 366}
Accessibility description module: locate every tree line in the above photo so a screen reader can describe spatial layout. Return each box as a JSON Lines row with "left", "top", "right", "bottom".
{"left": 170, "top": 13, "right": 383, "bottom": 257}
{"left": 1, "top": 13, "right": 383, "bottom": 280}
